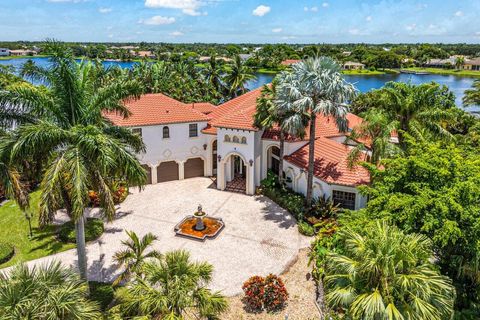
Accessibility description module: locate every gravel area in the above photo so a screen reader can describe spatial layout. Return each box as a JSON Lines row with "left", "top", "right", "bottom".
{"left": 222, "top": 248, "right": 320, "bottom": 320}
{"left": 4, "top": 178, "right": 310, "bottom": 296}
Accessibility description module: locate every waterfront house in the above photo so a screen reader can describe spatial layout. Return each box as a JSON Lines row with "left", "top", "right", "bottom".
{"left": 280, "top": 59, "right": 301, "bottom": 66}
{"left": 104, "top": 88, "right": 370, "bottom": 210}
{"left": 343, "top": 61, "right": 365, "bottom": 70}
{"left": 9, "top": 49, "right": 36, "bottom": 56}
{"left": 0, "top": 48, "right": 10, "bottom": 56}
{"left": 464, "top": 58, "right": 480, "bottom": 71}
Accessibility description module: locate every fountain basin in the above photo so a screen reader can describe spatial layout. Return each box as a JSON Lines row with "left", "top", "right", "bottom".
{"left": 174, "top": 215, "right": 225, "bottom": 241}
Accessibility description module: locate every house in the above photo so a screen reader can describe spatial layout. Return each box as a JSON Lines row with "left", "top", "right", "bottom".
{"left": 135, "top": 51, "right": 156, "bottom": 59}
{"left": 281, "top": 59, "right": 301, "bottom": 66}
{"left": 9, "top": 49, "right": 36, "bottom": 56}
{"left": 343, "top": 61, "right": 365, "bottom": 70}
{"left": 0, "top": 48, "right": 10, "bottom": 56}
{"left": 464, "top": 58, "right": 480, "bottom": 71}
{"left": 199, "top": 56, "right": 233, "bottom": 63}
{"left": 104, "top": 88, "right": 370, "bottom": 210}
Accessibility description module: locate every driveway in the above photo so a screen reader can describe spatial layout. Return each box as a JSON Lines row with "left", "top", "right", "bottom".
{"left": 13, "top": 178, "right": 310, "bottom": 296}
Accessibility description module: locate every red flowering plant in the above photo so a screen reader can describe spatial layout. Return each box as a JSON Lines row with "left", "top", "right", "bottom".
{"left": 242, "top": 275, "right": 265, "bottom": 312}
{"left": 88, "top": 181, "right": 129, "bottom": 207}
{"left": 263, "top": 274, "right": 289, "bottom": 312}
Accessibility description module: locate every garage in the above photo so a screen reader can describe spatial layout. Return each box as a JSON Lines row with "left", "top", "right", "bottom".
{"left": 184, "top": 158, "right": 204, "bottom": 179}
{"left": 157, "top": 161, "right": 179, "bottom": 183}
{"left": 141, "top": 165, "right": 152, "bottom": 184}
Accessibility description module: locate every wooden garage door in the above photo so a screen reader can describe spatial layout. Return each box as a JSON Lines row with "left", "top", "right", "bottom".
{"left": 157, "top": 161, "right": 179, "bottom": 183}
{"left": 142, "top": 165, "right": 152, "bottom": 184}
{"left": 184, "top": 158, "right": 204, "bottom": 179}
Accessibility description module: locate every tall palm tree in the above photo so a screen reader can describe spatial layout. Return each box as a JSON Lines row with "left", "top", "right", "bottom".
{"left": 0, "top": 42, "right": 146, "bottom": 280}
{"left": 113, "top": 250, "right": 228, "bottom": 319}
{"left": 113, "top": 230, "right": 161, "bottom": 286}
{"left": 455, "top": 56, "right": 465, "bottom": 70}
{"left": 276, "top": 57, "right": 356, "bottom": 207}
{"left": 224, "top": 55, "right": 256, "bottom": 99}
{"left": 202, "top": 54, "right": 226, "bottom": 96}
{"left": 463, "top": 79, "right": 480, "bottom": 106}
{"left": 0, "top": 262, "right": 101, "bottom": 319}
{"left": 324, "top": 221, "right": 455, "bottom": 320}
{"left": 346, "top": 108, "right": 400, "bottom": 166}
{"left": 380, "top": 81, "right": 455, "bottom": 149}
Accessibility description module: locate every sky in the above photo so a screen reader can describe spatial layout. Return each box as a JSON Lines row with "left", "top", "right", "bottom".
{"left": 0, "top": 0, "right": 479, "bottom": 43}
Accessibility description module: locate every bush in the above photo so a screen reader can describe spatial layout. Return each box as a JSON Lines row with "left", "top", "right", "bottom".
{"left": 242, "top": 274, "right": 288, "bottom": 312}
{"left": 298, "top": 220, "right": 315, "bottom": 236}
{"left": 0, "top": 242, "right": 14, "bottom": 264}
{"left": 88, "top": 182, "right": 129, "bottom": 207}
{"left": 263, "top": 274, "right": 289, "bottom": 312}
{"left": 58, "top": 218, "right": 104, "bottom": 243}
{"left": 89, "top": 281, "right": 115, "bottom": 311}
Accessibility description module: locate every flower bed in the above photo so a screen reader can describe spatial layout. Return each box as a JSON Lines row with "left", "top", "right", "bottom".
{"left": 242, "top": 274, "right": 289, "bottom": 312}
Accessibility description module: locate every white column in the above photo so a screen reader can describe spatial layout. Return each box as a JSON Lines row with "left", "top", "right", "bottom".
{"left": 178, "top": 161, "right": 185, "bottom": 180}
{"left": 151, "top": 165, "right": 158, "bottom": 184}
{"left": 217, "top": 161, "right": 225, "bottom": 190}
{"left": 246, "top": 163, "right": 255, "bottom": 195}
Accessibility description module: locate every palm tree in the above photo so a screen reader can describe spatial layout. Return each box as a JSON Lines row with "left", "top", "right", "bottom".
{"left": 0, "top": 262, "right": 101, "bottom": 319}
{"left": 455, "top": 56, "right": 465, "bottom": 70}
{"left": 202, "top": 54, "right": 226, "bottom": 96}
{"left": 113, "top": 250, "right": 228, "bottom": 319}
{"left": 276, "top": 57, "right": 356, "bottom": 208}
{"left": 380, "top": 81, "right": 455, "bottom": 149}
{"left": 346, "top": 108, "right": 400, "bottom": 166}
{"left": 113, "top": 230, "right": 161, "bottom": 286}
{"left": 224, "top": 55, "right": 256, "bottom": 99}
{"left": 463, "top": 79, "right": 480, "bottom": 106}
{"left": 324, "top": 221, "right": 455, "bottom": 320}
{"left": 0, "top": 42, "right": 146, "bottom": 280}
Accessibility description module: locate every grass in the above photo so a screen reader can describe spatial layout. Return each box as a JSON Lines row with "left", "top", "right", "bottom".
{"left": 0, "top": 191, "right": 75, "bottom": 268}
{"left": 402, "top": 67, "right": 480, "bottom": 77}
{"left": 0, "top": 55, "right": 48, "bottom": 61}
{"left": 341, "top": 69, "right": 400, "bottom": 75}
{"left": 256, "top": 68, "right": 282, "bottom": 74}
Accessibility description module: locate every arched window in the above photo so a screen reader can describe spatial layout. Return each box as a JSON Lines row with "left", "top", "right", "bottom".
{"left": 232, "top": 136, "right": 240, "bottom": 143}
{"left": 163, "top": 126, "right": 170, "bottom": 139}
{"left": 224, "top": 135, "right": 231, "bottom": 142}
{"left": 241, "top": 137, "right": 247, "bottom": 144}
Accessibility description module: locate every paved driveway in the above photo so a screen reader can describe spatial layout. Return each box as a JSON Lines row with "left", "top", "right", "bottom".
{"left": 13, "top": 178, "right": 310, "bottom": 296}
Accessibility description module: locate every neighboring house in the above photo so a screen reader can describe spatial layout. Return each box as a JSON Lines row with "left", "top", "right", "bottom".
{"left": 343, "top": 61, "right": 365, "bottom": 70}
{"left": 135, "top": 51, "right": 156, "bottom": 59}
{"left": 104, "top": 88, "right": 370, "bottom": 210}
{"left": 9, "top": 49, "right": 36, "bottom": 56}
{"left": 464, "top": 58, "right": 480, "bottom": 71}
{"left": 280, "top": 59, "right": 301, "bottom": 66}
{"left": 198, "top": 56, "right": 233, "bottom": 63}
{"left": 425, "top": 55, "right": 467, "bottom": 69}
{"left": 0, "top": 48, "right": 10, "bottom": 56}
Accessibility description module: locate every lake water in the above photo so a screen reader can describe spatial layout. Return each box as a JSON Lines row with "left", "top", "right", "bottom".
{"left": 1, "top": 57, "right": 478, "bottom": 113}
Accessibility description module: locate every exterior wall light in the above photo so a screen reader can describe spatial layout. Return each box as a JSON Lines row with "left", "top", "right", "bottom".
{"left": 249, "top": 159, "right": 253, "bottom": 166}
{"left": 217, "top": 155, "right": 221, "bottom": 162}
{"left": 203, "top": 143, "right": 207, "bottom": 150}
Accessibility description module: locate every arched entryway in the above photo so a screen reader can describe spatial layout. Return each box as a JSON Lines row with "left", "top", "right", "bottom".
{"left": 267, "top": 146, "right": 281, "bottom": 176}
{"left": 218, "top": 152, "right": 250, "bottom": 194}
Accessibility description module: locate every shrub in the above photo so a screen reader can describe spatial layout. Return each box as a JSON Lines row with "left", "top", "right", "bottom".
{"left": 263, "top": 274, "right": 289, "bottom": 312}
{"left": 298, "top": 220, "right": 315, "bottom": 236}
{"left": 88, "top": 182, "right": 129, "bottom": 207}
{"left": 242, "top": 276, "right": 265, "bottom": 312}
{"left": 58, "top": 218, "right": 104, "bottom": 243}
{"left": 0, "top": 242, "right": 14, "bottom": 264}
{"left": 242, "top": 274, "right": 288, "bottom": 312}
{"left": 89, "top": 281, "right": 115, "bottom": 311}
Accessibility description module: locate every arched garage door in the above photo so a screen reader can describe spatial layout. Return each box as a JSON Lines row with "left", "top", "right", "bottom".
{"left": 157, "top": 161, "right": 179, "bottom": 183}
{"left": 142, "top": 165, "right": 152, "bottom": 184}
{"left": 184, "top": 158, "right": 204, "bottom": 179}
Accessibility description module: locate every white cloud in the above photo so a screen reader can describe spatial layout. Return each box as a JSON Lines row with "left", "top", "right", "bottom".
{"left": 253, "top": 5, "right": 270, "bottom": 17}
{"left": 144, "top": 0, "right": 203, "bottom": 16}
{"left": 272, "top": 28, "right": 282, "bottom": 33}
{"left": 281, "top": 35, "right": 297, "bottom": 40}
{"left": 366, "top": 16, "right": 372, "bottom": 22}
{"left": 304, "top": 6, "right": 318, "bottom": 12}
{"left": 139, "top": 16, "right": 176, "bottom": 25}
{"left": 322, "top": 2, "right": 329, "bottom": 8}
{"left": 98, "top": 7, "right": 112, "bottom": 13}
{"left": 348, "top": 28, "right": 360, "bottom": 35}
{"left": 454, "top": 10, "right": 463, "bottom": 17}
{"left": 170, "top": 31, "right": 184, "bottom": 36}
{"left": 405, "top": 23, "right": 417, "bottom": 31}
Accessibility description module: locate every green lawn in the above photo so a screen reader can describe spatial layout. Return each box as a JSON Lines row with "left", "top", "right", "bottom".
{"left": 0, "top": 55, "right": 48, "bottom": 61}
{"left": 0, "top": 191, "right": 74, "bottom": 268}
{"left": 341, "top": 69, "right": 400, "bottom": 75}
{"left": 402, "top": 67, "right": 480, "bottom": 77}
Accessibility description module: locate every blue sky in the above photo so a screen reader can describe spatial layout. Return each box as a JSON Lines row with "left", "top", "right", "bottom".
{"left": 1, "top": 0, "right": 479, "bottom": 43}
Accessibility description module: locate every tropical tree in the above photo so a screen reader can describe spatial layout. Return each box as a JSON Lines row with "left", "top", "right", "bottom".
{"left": 0, "top": 262, "right": 101, "bottom": 319}
{"left": 202, "top": 54, "right": 226, "bottom": 96}
{"left": 463, "top": 79, "right": 480, "bottom": 106}
{"left": 324, "top": 221, "right": 455, "bottom": 320}
{"left": 223, "top": 55, "right": 256, "bottom": 98}
{"left": 346, "top": 108, "right": 400, "bottom": 166}
{"left": 379, "top": 81, "right": 455, "bottom": 149}
{"left": 455, "top": 56, "right": 465, "bottom": 70}
{"left": 0, "top": 43, "right": 146, "bottom": 280}
{"left": 112, "top": 250, "right": 228, "bottom": 319}
{"left": 276, "top": 57, "right": 356, "bottom": 207}
{"left": 113, "top": 230, "right": 161, "bottom": 286}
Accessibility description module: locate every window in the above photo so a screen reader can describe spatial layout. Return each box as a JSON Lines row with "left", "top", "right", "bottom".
{"left": 232, "top": 136, "right": 240, "bottom": 143}
{"left": 332, "top": 190, "right": 356, "bottom": 210}
{"left": 132, "top": 128, "right": 142, "bottom": 137}
{"left": 189, "top": 124, "right": 198, "bottom": 137}
{"left": 224, "top": 135, "right": 231, "bottom": 142}
{"left": 241, "top": 137, "right": 247, "bottom": 144}
{"left": 162, "top": 126, "right": 170, "bottom": 139}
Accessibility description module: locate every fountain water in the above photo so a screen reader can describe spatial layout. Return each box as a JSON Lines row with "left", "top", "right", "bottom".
{"left": 174, "top": 204, "right": 225, "bottom": 241}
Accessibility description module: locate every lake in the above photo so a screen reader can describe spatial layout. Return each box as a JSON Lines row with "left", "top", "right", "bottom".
{"left": 1, "top": 57, "right": 478, "bottom": 113}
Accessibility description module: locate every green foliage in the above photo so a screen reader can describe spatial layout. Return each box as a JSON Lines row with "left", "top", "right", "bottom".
{"left": 0, "top": 242, "right": 14, "bottom": 264}
{"left": 58, "top": 218, "right": 104, "bottom": 243}
{"left": 463, "top": 79, "right": 480, "bottom": 106}
{"left": 88, "top": 281, "right": 115, "bottom": 311}
{"left": 298, "top": 220, "right": 315, "bottom": 236}
{"left": 0, "top": 262, "right": 101, "bottom": 319}
{"left": 324, "top": 220, "right": 456, "bottom": 320}
{"left": 242, "top": 274, "right": 289, "bottom": 313}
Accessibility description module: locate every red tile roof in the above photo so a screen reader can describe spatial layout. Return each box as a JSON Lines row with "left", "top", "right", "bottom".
{"left": 190, "top": 102, "right": 217, "bottom": 115}
{"left": 285, "top": 137, "right": 370, "bottom": 187}
{"left": 104, "top": 93, "right": 209, "bottom": 127}
{"left": 281, "top": 59, "right": 301, "bottom": 66}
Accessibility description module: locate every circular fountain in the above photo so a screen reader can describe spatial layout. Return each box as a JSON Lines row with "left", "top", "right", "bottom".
{"left": 174, "top": 204, "right": 225, "bottom": 241}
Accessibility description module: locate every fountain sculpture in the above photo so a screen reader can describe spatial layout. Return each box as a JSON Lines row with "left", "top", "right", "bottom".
{"left": 174, "top": 204, "right": 224, "bottom": 241}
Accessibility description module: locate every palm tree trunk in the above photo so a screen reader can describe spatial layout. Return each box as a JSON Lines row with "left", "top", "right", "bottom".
{"left": 279, "top": 131, "right": 285, "bottom": 185}
{"left": 306, "top": 113, "right": 316, "bottom": 208}
{"left": 75, "top": 215, "right": 88, "bottom": 281}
